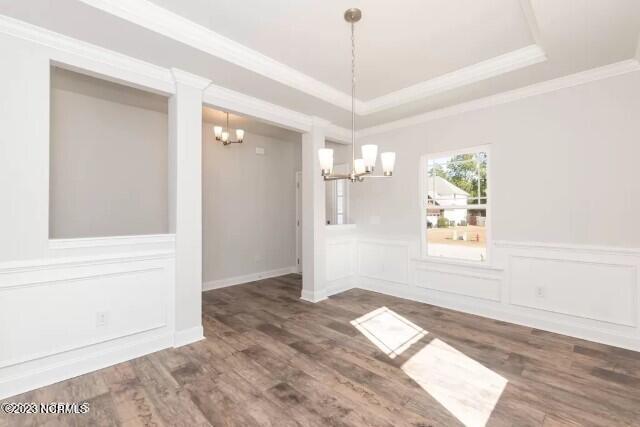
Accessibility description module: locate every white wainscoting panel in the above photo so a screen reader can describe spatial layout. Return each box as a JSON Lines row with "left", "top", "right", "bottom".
{"left": 326, "top": 239, "right": 355, "bottom": 282}
{"left": 353, "top": 237, "right": 640, "bottom": 352}
{"left": 325, "top": 236, "right": 357, "bottom": 297}
{"left": 0, "top": 240, "right": 175, "bottom": 399}
{"left": 48, "top": 234, "right": 176, "bottom": 258}
{"left": 414, "top": 263, "right": 502, "bottom": 302}
{"left": 358, "top": 239, "right": 410, "bottom": 285}
{"left": 509, "top": 255, "right": 637, "bottom": 327}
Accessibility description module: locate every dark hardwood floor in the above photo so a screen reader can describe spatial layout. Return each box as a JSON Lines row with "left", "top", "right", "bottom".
{"left": 2, "top": 274, "right": 640, "bottom": 426}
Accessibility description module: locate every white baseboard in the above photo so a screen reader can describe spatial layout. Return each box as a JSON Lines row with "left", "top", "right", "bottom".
{"left": 358, "top": 278, "right": 640, "bottom": 353}
{"left": 300, "top": 288, "right": 328, "bottom": 303}
{"left": 202, "top": 266, "right": 297, "bottom": 291}
{"left": 325, "top": 276, "right": 357, "bottom": 297}
{"left": 173, "top": 326, "right": 204, "bottom": 348}
{"left": 0, "top": 331, "right": 173, "bottom": 400}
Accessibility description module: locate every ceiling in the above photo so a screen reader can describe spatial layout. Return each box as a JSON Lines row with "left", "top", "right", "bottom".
{"left": 1, "top": 0, "right": 639, "bottom": 130}
{"left": 147, "top": 0, "right": 534, "bottom": 100}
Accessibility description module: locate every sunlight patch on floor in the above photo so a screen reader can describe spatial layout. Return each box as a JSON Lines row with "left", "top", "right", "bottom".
{"left": 350, "top": 307, "right": 427, "bottom": 358}
{"left": 402, "top": 338, "right": 507, "bottom": 427}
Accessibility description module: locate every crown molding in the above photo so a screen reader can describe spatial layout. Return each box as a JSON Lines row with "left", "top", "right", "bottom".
{"left": 77, "top": 0, "right": 356, "bottom": 112}
{"left": 358, "top": 59, "right": 640, "bottom": 138}
{"left": 361, "top": 44, "right": 547, "bottom": 115}
{"left": 0, "top": 14, "right": 175, "bottom": 95}
{"left": 325, "top": 125, "right": 352, "bottom": 144}
{"left": 0, "top": 14, "right": 352, "bottom": 141}
{"left": 519, "top": 0, "right": 543, "bottom": 48}
{"left": 170, "top": 68, "right": 211, "bottom": 90}
{"left": 77, "top": 0, "right": 547, "bottom": 117}
{"left": 203, "top": 83, "right": 314, "bottom": 134}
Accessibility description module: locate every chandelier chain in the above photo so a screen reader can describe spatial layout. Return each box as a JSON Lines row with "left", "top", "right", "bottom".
{"left": 351, "top": 21, "right": 356, "bottom": 168}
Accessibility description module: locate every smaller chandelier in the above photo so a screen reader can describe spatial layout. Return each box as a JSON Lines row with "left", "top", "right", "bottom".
{"left": 319, "top": 8, "right": 396, "bottom": 182}
{"left": 214, "top": 112, "right": 245, "bottom": 145}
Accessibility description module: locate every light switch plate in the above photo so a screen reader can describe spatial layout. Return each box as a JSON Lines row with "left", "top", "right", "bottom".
{"left": 256, "top": 147, "right": 265, "bottom": 155}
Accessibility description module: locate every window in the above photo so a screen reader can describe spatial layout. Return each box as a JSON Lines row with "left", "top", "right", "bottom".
{"left": 421, "top": 147, "right": 489, "bottom": 262}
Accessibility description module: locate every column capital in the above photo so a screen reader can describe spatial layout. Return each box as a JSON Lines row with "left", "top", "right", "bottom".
{"left": 309, "top": 116, "right": 331, "bottom": 129}
{"left": 171, "top": 68, "right": 211, "bottom": 90}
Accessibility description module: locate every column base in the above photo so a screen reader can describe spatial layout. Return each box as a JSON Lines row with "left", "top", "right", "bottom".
{"left": 300, "top": 289, "right": 328, "bottom": 303}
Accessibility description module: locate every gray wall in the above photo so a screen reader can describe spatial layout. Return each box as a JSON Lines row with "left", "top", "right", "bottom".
{"left": 49, "top": 69, "right": 169, "bottom": 238}
{"left": 202, "top": 124, "right": 301, "bottom": 283}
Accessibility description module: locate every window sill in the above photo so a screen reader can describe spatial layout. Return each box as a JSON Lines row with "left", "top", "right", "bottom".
{"left": 412, "top": 256, "right": 503, "bottom": 272}
{"left": 326, "top": 224, "right": 356, "bottom": 231}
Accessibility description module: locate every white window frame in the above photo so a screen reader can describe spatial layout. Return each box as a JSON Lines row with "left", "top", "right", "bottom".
{"left": 326, "top": 162, "right": 350, "bottom": 226}
{"left": 419, "top": 144, "right": 492, "bottom": 264}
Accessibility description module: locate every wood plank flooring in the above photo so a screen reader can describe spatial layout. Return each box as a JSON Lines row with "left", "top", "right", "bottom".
{"left": 2, "top": 274, "right": 640, "bottom": 426}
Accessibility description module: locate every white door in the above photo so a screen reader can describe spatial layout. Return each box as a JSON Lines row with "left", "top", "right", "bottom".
{"left": 295, "top": 171, "right": 302, "bottom": 273}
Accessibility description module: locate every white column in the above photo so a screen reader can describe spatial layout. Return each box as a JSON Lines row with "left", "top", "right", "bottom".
{"left": 301, "top": 118, "right": 329, "bottom": 302}
{"left": 0, "top": 39, "right": 49, "bottom": 262}
{"left": 169, "top": 69, "right": 211, "bottom": 347}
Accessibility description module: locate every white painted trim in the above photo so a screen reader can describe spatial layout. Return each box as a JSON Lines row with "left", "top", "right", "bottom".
{"left": 506, "top": 254, "right": 638, "bottom": 327}
{"left": 494, "top": 240, "right": 640, "bottom": 256}
{"left": 202, "top": 266, "right": 297, "bottom": 291}
{"left": 419, "top": 144, "right": 492, "bottom": 263}
{"left": 203, "top": 83, "right": 314, "bottom": 134}
{"left": 325, "top": 276, "right": 357, "bottom": 298}
{"left": 325, "top": 124, "right": 352, "bottom": 144}
{"left": 4, "top": 11, "right": 636, "bottom": 142}
{"left": 300, "top": 288, "right": 328, "bottom": 303}
{"left": 76, "top": 0, "right": 549, "bottom": 116}
{"left": 357, "top": 278, "right": 640, "bottom": 352}
{"left": 359, "top": 60, "right": 640, "bottom": 137}
{"left": 173, "top": 326, "right": 204, "bottom": 348}
{"left": 77, "top": 0, "right": 356, "bottom": 112}
{"left": 519, "top": 0, "right": 544, "bottom": 48}
{"left": 0, "top": 15, "right": 174, "bottom": 95}
{"left": 361, "top": 45, "right": 546, "bottom": 115}
{"left": 412, "top": 256, "right": 504, "bottom": 272}
{"left": 0, "top": 14, "right": 354, "bottom": 142}
{"left": 49, "top": 234, "right": 175, "bottom": 250}
{"left": 326, "top": 224, "right": 357, "bottom": 231}
{"left": 170, "top": 68, "right": 211, "bottom": 89}
{"left": 295, "top": 171, "right": 303, "bottom": 274}
{"left": 0, "top": 250, "right": 174, "bottom": 274}
{"left": 0, "top": 331, "right": 173, "bottom": 400}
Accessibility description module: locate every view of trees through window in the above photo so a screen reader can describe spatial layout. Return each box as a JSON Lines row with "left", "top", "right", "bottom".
{"left": 425, "top": 150, "right": 488, "bottom": 262}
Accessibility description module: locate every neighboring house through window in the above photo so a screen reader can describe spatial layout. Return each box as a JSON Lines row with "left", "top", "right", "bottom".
{"left": 420, "top": 146, "right": 489, "bottom": 262}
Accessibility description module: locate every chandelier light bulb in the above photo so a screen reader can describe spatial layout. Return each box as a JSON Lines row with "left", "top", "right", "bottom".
{"left": 236, "top": 128, "right": 245, "bottom": 142}
{"left": 381, "top": 152, "right": 396, "bottom": 176}
{"left": 221, "top": 131, "right": 229, "bottom": 143}
{"left": 318, "top": 148, "right": 334, "bottom": 176}
{"left": 354, "top": 158, "right": 365, "bottom": 174}
{"left": 214, "top": 126, "right": 222, "bottom": 139}
{"left": 361, "top": 144, "right": 378, "bottom": 171}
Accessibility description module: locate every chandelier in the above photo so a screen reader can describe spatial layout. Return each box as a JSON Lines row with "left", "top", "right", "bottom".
{"left": 318, "top": 8, "right": 396, "bottom": 182}
{"left": 214, "top": 112, "right": 245, "bottom": 145}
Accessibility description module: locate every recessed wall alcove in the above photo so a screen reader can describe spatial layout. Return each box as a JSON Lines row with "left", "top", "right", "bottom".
{"left": 49, "top": 67, "right": 170, "bottom": 239}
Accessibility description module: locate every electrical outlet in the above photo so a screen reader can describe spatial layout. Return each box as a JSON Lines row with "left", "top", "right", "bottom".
{"left": 535, "top": 286, "right": 545, "bottom": 298}
{"left": 96, "top": 311, "right": 109, "bottom": 327}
